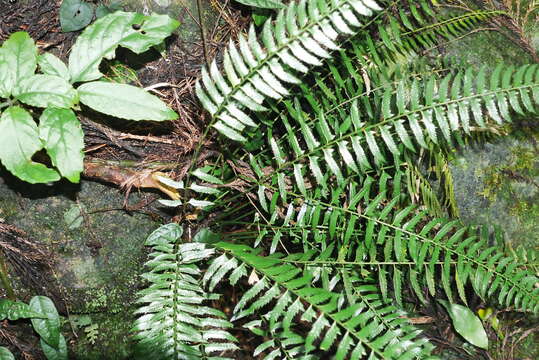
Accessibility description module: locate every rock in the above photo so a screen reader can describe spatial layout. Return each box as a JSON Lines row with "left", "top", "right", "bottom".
{"left": 450, "top": 133, "right": 539, "bottom": 249}
{"left": 0, "top": 171, "right": 160, "bottom": 359}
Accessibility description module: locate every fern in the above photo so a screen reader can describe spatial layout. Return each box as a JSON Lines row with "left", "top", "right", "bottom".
{"left": 242, "top": 159, "right": 539, "bottom": 306}
{"left": 196, "top": 0, "right": 382, "bottom": 141}
{"left": 246, "top": 64, "right": 539, "bottom": 205}
{"left": 207, "top": 242, "right": 437, "bottom": 359}
{"left": 355, "top": 2, "right": 503, "bottom": 68}
{"left": 133, "top": 224, "right": 237, "bottom": 359}
{"left": 134, "top": 0, "right": 539, "bottom": 358}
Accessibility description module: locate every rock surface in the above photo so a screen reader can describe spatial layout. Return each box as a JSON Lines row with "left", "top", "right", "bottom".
{"left": 0, "top": 170, "right": 159, "bottom": 359}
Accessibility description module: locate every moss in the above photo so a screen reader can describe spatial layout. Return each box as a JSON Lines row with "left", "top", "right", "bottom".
{"left": 443, "top": 21, "right": 534, "bottom": 71}
{"left": 450, "top": 132, "right": 539, "bottom": 249}
{"left": 69, "top": 311, "right": 136, "bottom": 360}
{"left": 0, "top": 172, "right": 159, "bottom": 358}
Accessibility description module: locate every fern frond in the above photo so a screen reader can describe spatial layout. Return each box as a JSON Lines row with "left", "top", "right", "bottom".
{"left": 206, "top": 242, "right": 436, "bottom": 359}
{"left": 133, "top": 224, "right": 238, "bottom": 359}
{"left": 309, "top": 3, "right": 499, "bottom": 102}
{"left": 196, "top": 0, "right": 382, "bottom": 142}
{"left": 403, "top": 149, "right": 459, "bottom": 218}
{"left": 366, "top": 6, "right": 503, "bottom": 66}
{"left": 248, "top": 177, "right": 539, "bottom": 312}
{"left": 250, "top": 64, "right": 538, "bottom": 199}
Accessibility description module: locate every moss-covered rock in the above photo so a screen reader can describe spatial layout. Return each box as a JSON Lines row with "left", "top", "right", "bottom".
{"left": 442, "top": 15, "right": 538, "bottom": 246}
{"left": 68, "top": 312, "right": 135, "bottom": 360}
{"left": 0, "top": 172, "right": 160, "bottom": 359}
{"left": 450, "top": 132, "right": 539, "bottom": 249}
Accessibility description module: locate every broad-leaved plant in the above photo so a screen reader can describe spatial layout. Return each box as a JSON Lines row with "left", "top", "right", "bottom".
{"left": 0, "top": 11, "right": 179, "bottom": 184}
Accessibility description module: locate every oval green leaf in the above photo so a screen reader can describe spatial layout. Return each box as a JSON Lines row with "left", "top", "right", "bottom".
{"left": 0, "top": 347, "right": 14, "bottom": 360}
{"left": 0, "top": 107, "right": 60, "bottom": 183}
{"left": 39, "top": 108, "right": 84, "bottom": 183}
{"left": 14, "top": 75, "right": 78, "bottom": 108}
{"left": 68, "top": 12, "right": 179, "bottom": 83}
{"left": 77, "top": 81, "right": 178, "bottom": 121}
{"left": 0, "top": 299, "right": 45, "bottom": 321}
{"left": 1, "top": 32, "right": 37, "bottom": 84}
{"left": 40, "top": 334, "right": 67, "bottom": 360}
{"left": 29, "top": 296, "right": 61, "bottom": 349}
{"left": 439, "top": 300, "right": 489, "bottom": 349}
{"left": 119, "top": 13, "right": 181, "bottom": 53}
{"left": 38, "top": 53, "right": 70, "bottom": 81}
{"left": 60, "top": 0, "right": 95, "bottom": 33}
{"left": 0, "top": 49, "right": 14, "bottom": 98}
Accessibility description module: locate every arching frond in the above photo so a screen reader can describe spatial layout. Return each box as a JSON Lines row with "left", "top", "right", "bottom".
{"left": 247, "top": 176, "right": 539, "bottom": 312}
{"left": 205, "top": 242, "right": 436, "bottom": 359}
{"left": 365, "top": 4, "right": 503, "bottom": 67}
{"left": 196, "top": 0, "right": 382, "bottom": 142}
{"left": 248, "top": 64, "right": 539, "bottom": 201}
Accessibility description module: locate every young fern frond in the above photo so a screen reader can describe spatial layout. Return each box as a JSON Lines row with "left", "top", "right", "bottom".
{"left": 368, "top": 8, "right": 504, "bottom": 66}
{"left": 404, "top": 158, "right": 446, "bottom": 218}
{"left": 196, "top": 0, "right": 382, "bottom": 142}
{"left": 206, "top": 242, "right": 437, "bottom": 359}
{"left": 133, "top": 224, "right": 238, "bottom": 359}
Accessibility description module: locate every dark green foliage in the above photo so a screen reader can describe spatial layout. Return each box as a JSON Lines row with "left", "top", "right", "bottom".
{"left": 210, "top": 242, "right": 437, "bottom": 359}
{"left": 0, "top": 296, "right": 66, "bottom": 360}
{"left": 133, "top": 0, "right": 539, "bottom": 358}
{"left": 196, "top": 0, "right": 383, "bottom": 142}
{"left": 253, "top": 65, "right": 539, "bottom": 200}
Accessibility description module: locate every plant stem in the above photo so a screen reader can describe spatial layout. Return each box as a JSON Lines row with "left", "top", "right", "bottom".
{"left": 0, "top": 252, "right": 15, "bottom": 300}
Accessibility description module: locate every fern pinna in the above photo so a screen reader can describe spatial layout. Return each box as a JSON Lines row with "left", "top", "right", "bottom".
{"left": 133, "top": 0, "right": 539, "bottom": 358}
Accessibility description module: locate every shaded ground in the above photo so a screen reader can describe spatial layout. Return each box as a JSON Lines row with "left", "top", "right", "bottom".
{"left": 0, "top": 169, "right": 160, "bottom": 359}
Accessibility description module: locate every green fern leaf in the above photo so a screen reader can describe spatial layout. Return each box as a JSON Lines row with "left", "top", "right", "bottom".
{"left": 133, "top": 224, "right": 238, "bottom": 359}
{"left": 196, "top": 0, "right": 382, "bottom": 141}
{"left": 209, "top": 242, "right": 436, "bottom": 359}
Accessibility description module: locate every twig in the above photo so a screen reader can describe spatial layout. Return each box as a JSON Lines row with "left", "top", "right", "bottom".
{"left": 143, "top": 82, "right": 184, "bottom": 91}
{"left": 197, "top": 0, "right": 210, "bottom": 67}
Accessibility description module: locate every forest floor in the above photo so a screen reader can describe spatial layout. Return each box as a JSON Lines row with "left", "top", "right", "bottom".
{"left": 0, "top": 1, "right": 538, "bottom": 359}
{"left": 0, "top": 0, "right": 254, "bottom": 358}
